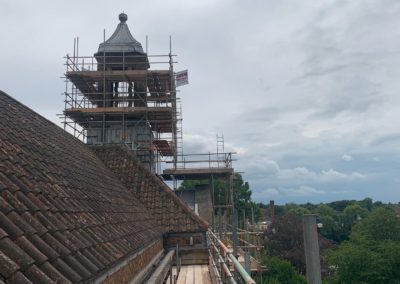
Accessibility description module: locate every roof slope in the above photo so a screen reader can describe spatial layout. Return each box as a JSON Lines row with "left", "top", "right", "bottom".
{"left": 0, "top": 91, "right": 162, "bottom": 283}
{"left": 92, "top": 146, "right": 209, "bottom": 233}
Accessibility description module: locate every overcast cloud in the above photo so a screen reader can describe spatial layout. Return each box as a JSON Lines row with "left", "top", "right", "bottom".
{"left": 1, "top": 0, "right": 399, "bottom": 204}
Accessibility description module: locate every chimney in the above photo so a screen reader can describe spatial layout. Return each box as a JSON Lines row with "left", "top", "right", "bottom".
{"left": 269, "top": 200, "right": 275, "bottom": 224}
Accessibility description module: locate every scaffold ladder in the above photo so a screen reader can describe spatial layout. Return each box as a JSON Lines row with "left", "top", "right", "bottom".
{"left": 216, "top": 134, "right": 225, "bottom": 167}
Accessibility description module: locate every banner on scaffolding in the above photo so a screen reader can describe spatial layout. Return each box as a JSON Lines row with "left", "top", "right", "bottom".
{"left": 175, "top": 70, "right": 189, "bottom": 87}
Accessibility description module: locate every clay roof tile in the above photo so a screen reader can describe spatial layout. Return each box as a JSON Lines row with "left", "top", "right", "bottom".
{"left": 7, "top": 271, "right": 33, "bottom": 284}
{"left": 51, "top": 258, "right": 82, "bottom": 283}
{"left": 27, "top": 234, "right": 59, "bottom": 261}
{"left": 15, "top": 236, "right": 48, "bottom": 265}
{"left": 24, "top": 264, "right": 54, "bottom": 284}
{"left": 0, "top": 237, "right": 34, "bottom": 270}
{"left": 0, "top": 212, "right": 24, "bottom": 240}
{"left": 1, "top": 190, "right": 27, "bottom": 213}
{"left": 0, "top": 249, "right": 20, "bottom": 279}
{"left": 39, "top": 261, "right": 72, "bottom": 284}
{"left": 21, "top": 212, "right": 48, "bottom": 236}
{"left": 7, "top": 211, "right": 37, "bottom": 237}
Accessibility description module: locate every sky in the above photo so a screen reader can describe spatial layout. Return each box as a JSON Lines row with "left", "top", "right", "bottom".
{"left": 1, "top": 0, "right": 400, "bottom": 205}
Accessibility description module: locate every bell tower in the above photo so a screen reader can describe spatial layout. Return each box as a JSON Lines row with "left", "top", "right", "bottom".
{"left": 63, "top": 13, "right": 178, "bottom": 172}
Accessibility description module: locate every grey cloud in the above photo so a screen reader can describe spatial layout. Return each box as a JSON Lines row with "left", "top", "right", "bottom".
{"left": 243, "top": 157, "right": 366, "bottom": 187}
{"left": 2, "top": 0, "right": 400, "bottom": 205}
{"left": 283, "top": 186, "right": 325, "bottom": 197}
{"left": 370, "top": 133, "right": 400, "bottom": 146}
{"left": 342, "top": 154, "right": 353, "bottom": 161}
{"left": 300, "top": 64, "right": 348, "bottom": 79}
{"left": 311, "top": 86, "right": 382, "bottom": 119}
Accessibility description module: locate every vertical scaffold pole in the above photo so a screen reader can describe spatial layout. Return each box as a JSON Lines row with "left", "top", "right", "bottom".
{"left": 102, "top": 29, "right": 106, "bottom": 144}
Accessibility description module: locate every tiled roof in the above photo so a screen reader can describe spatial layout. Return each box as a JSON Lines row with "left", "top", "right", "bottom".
{"left": 0, "top": 91, "right": 163, "bottom": 283}
{"left": 92, "top": 146, "right": 209, "bottom": 233}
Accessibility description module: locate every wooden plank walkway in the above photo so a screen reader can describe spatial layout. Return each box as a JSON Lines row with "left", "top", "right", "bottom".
{"left": 176, "top": 265, "right": 212, "bottom": 284}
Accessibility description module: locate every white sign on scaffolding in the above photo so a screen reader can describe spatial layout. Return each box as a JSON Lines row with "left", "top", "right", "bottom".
{"left": 175, "top": 70, "right": 189, "bottom": 87}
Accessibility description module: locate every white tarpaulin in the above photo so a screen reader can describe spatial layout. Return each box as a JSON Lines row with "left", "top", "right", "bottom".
{"left": 175, "top": 70, "right": 189, "bottom": 87}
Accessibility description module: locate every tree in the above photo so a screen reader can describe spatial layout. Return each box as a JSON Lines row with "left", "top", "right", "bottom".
{"left": 303, "top": 202, "right": 318, "bottom": 212}
{"left": 314, "top": 204, "right": 341, "bottom": 242}
{"left": 357, "top": 197, "right": 373, "bottom": 211}
{"left": 315, "top": 204, "right": 337, "bottom": 219}
{"left": 178, "top": 173, "right": 260, "bottom": 223}
{"left": 257, "top": 255, "right": 306, "bottom": 284}
{"left": 265, "top": 213, "right": 305, "bottom": 271}
{"left": 351, "top": 207, "right": 400, "bottom": 242}
{"left": 326, "top": 200, "right": 356, "bottom": 212}
{"left": 319, "top": 215, "right": 341, "bottom": 242}
{"left": 257, "top": 202, "right": 268, "bottom": 209}
{"left": 328, "top": 208, "right": 400, "bottom": 283}
{"left": 233, "top": 173, "right": 260, "bottom": 224}
{"left": 337, "top": 204, "right": 369, "bottom": 241}
{"left": 179, "top": 179, "right": 208, "bottom": 190}
{"left": 265, "top": 212, "right": 336, "bottom": 277}
{"left": 284, "top": 204, "right": 311, "bottom": 216}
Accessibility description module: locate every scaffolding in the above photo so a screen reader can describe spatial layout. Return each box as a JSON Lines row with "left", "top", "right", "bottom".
{"left": 61, "top": 36, "right": 180, "bottom": 173}
{"left": 162, "top": 135, "right": 266, "bottom": 280}
{"left": 60, "top": 13, "right": 260, "bottom": 283}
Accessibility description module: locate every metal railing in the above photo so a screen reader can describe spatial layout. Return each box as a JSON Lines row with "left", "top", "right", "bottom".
{"left": 207, "top": 230, "right": 256, "bottom": 284}
{"left": 167, "top": 152, "right": 236, "bottom": 169}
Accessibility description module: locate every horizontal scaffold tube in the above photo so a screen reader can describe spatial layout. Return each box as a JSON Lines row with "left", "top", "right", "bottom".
{"left": 211, "top": 243, "right": 236, "bottom": 284}
{"left": 209, "top": 230, "right": 256, "bottom": 284}
{"left": 145, "top": 250, "right": 175, "bottom": 283}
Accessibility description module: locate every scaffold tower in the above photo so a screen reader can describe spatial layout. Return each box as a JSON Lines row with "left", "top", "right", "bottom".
{"left": 62, "top": 13, "right": 178, "bottom": 173}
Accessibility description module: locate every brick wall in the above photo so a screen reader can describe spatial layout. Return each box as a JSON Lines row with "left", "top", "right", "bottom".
{"left": 164, "top": 232, "right": 208, "bottom": 265}
{"left": 102, "top": 239, "right": 163, "bottom": 284}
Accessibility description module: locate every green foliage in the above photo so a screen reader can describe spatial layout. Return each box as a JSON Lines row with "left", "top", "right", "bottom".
{"left": 342, "top": 204, "right": 369, "bottom": 223}
{"left": 273, "top": 204, "right": 285, "bottom": 215}
{"left": 265, "top": 213, "right": 307, "bottom": 272}
{"left": 373, "top": 200, "right": 384, "bottom": 207}
{"left": 335, "top": 204, "right": 369, "bottom": 241}
{"left": 258, "top": 255, "right": 306, "bottom": 284}
{"left": 326, "top": 200, "right": 356, "bottom": 212}
{"left": 328, "top": 208, "right": 400, "bottom": 283}
{"left": 303, "top": 202, "right": 318, "bottom": 212}
{"left": 316, "top": 204, "right": 337, "bottom": 219}
{"left": 289, "top": 207, "right": 311, "bottom": 216}
{"left": 179, "top": 179, "right": 208, "bottom": 190}
{"left": 357, "top": 197, "right": 373, "bottom": 211}
{"left": 351, "top": 207, "right": 400, "bottom": 242}
{"left": 313, "top": 202, "right": 371, "bottom": 242}
{"left": 314, "top": 204, "right": 341, "bottom": 241}
{"left": 179, "top": 173, "right": 260, "bottom": 223}
{"left": 257, "top": 202, "right": 268, "bottom": 209}
{"left": 258, "top": 199, "right": 399, "bottom": 283}
{"left": 232, "top": 173, "right": 260, "bottom": 224}
{"left": 285, "top": 204, "right": 311, "bottom": 216}
{"left": 257, "top": 198, "right": 379, "bottom": 243}
{"left": 319, "top": 215, "right": 340, "bottom": 241}
{"left": 328, "top": 242, "right": 386, "bottom": 283}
